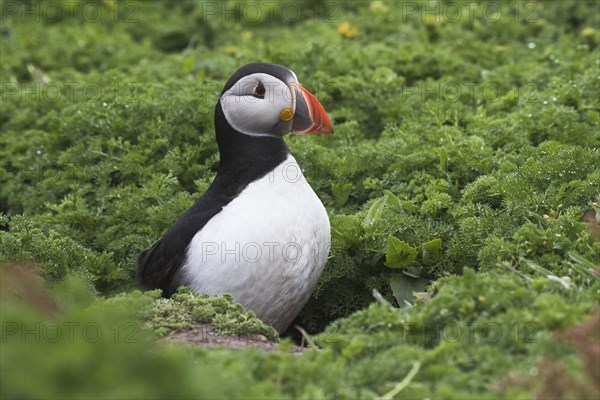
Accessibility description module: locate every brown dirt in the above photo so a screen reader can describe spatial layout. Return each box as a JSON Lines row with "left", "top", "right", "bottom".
{"left": 495, "top": 312, "right": 600, "bottom": 399}
{"left": 165, "top": 323, "right": 308, "bottom": 353}
{"left": 0, "top": 263, "right": 58, "bottom": 316}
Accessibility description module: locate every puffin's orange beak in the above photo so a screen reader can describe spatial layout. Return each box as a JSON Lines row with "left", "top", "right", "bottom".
{"left": 291, "top": 85, "right": 334, "bottom": 135}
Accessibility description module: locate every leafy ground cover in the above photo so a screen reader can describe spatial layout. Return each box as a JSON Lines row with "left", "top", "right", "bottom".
{"left": 1, "top": 0, "right": 599, "bottom": 398}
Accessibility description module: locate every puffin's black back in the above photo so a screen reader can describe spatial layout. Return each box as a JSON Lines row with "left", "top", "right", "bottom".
{"left": 136, "top": 64, "right": 291, "bottom": 296}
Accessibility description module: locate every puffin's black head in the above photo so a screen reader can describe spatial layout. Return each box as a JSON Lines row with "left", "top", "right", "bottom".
{"left": 217, "top": 63, "right": 333, "bottom": 138}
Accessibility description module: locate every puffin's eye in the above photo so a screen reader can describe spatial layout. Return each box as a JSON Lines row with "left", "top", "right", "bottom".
{"left": 253, "top": 82, "right": 266, "bottom": 99}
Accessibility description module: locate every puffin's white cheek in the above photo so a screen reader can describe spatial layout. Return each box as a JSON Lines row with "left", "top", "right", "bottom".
{"left": 221, "top": 96, "right": 281, "bottom": 136}
{"left": 221, "top": 88, "right": 293, "bottom": 137}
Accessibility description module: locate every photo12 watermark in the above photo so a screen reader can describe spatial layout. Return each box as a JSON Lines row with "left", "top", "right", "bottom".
{"left": 397, "top": 1, "right": 540, "bottom": 23}
{"left": 1, "top": 77, "right": 539, "bottom": 106}
{"left": 1, "top": 81, "right": 141, "bottom": 103}
{"left": 1, "top": 319, "right": 541, "bottom": 345}
{"left": 196, "top": 1, "right": 340, "bottom": 23}
{"left": 1, "top": 1, "right": 138, "bottom": 23}
{"left": 400, "top": 81, "right": 539, "bottom": 104}
{"left": 196, "top": 240, "right": 331, "bottom": 265}
{"left": 2, "top": 321, "right": 140, "bottom": 344}
{"left": 0, "top": 1, "right": 541, "bottom": 26}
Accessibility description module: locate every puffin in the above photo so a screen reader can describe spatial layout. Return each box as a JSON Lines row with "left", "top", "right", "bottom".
{"left": 136, "top": 63, "right": 333, "bottom": 333}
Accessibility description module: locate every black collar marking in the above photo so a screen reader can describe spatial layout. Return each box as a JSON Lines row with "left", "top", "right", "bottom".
{"left": 136, "top": 97, "right": 290, "bottom": 296}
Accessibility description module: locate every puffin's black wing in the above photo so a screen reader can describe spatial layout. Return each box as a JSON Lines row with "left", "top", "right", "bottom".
{"left": 136, "top": 187, "right": 233, "bottom": 297}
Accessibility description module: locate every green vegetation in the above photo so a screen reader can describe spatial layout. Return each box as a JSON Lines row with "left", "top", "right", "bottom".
{"left": 1, "top": 0, "right": 599, "bottom": 398}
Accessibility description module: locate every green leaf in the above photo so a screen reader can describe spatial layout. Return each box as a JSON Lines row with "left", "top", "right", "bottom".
{"left": 568, "top": 252, "right": 599, "bottom": 280}
{"left": 364, "top": 195, "right": 387, "bottom": 227}
{"left": 440, "top": 148, "right": 447, "bottom": 172}
{"left": 403, "top": 264, "right": 423, "bottom": 278}
{"left": 568, "top": 251, "right": 597, "bottom": 269}
{"left": 385, "top": 235, "right": 417, "bottom": 268}
{"left": 384, "top": 190, "right": 402, "bottom": 210}
{"left": 331, "top": 183, "right": 353, "bottom": 207}
{"left": 421, "top": 238, "right": 442, "bottom": 265}
{"left": 592, "top": 205, "right": 600, "bottom": 221}
{"left": 524, "top": 260, "right": 553, "bottom": 276}
{"left": 389, "top": 273, "right": 429, "bottom": 307}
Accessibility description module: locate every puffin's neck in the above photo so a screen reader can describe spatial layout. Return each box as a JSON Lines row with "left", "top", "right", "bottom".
{"left": 214, "top": 102, "right": 290, "bottom": 180}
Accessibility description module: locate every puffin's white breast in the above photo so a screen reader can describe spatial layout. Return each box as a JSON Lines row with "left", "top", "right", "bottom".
{"left": 182, "top": 155, "right": 330, "bottom": 332}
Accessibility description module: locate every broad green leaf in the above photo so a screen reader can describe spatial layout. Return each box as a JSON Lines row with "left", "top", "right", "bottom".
{"left": 385, "top": 235, "right": 417, "bottom": 268}
{"left": 403, "top": 264, "right": 423, "bottom": 278}
{"left": 421, "top": 238, "right": 442, "bottom": 265}
{"left": 389, "top": 273, "right": 429, "bottom": 308}
{"left": 364, "top": 195, "right": 387, "bottom": 227}
{"left": 331, "top": 183, "right": 353, "bottom": 207}
{"left": 384, "top": 190, "right": 402, "bottom": 210}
